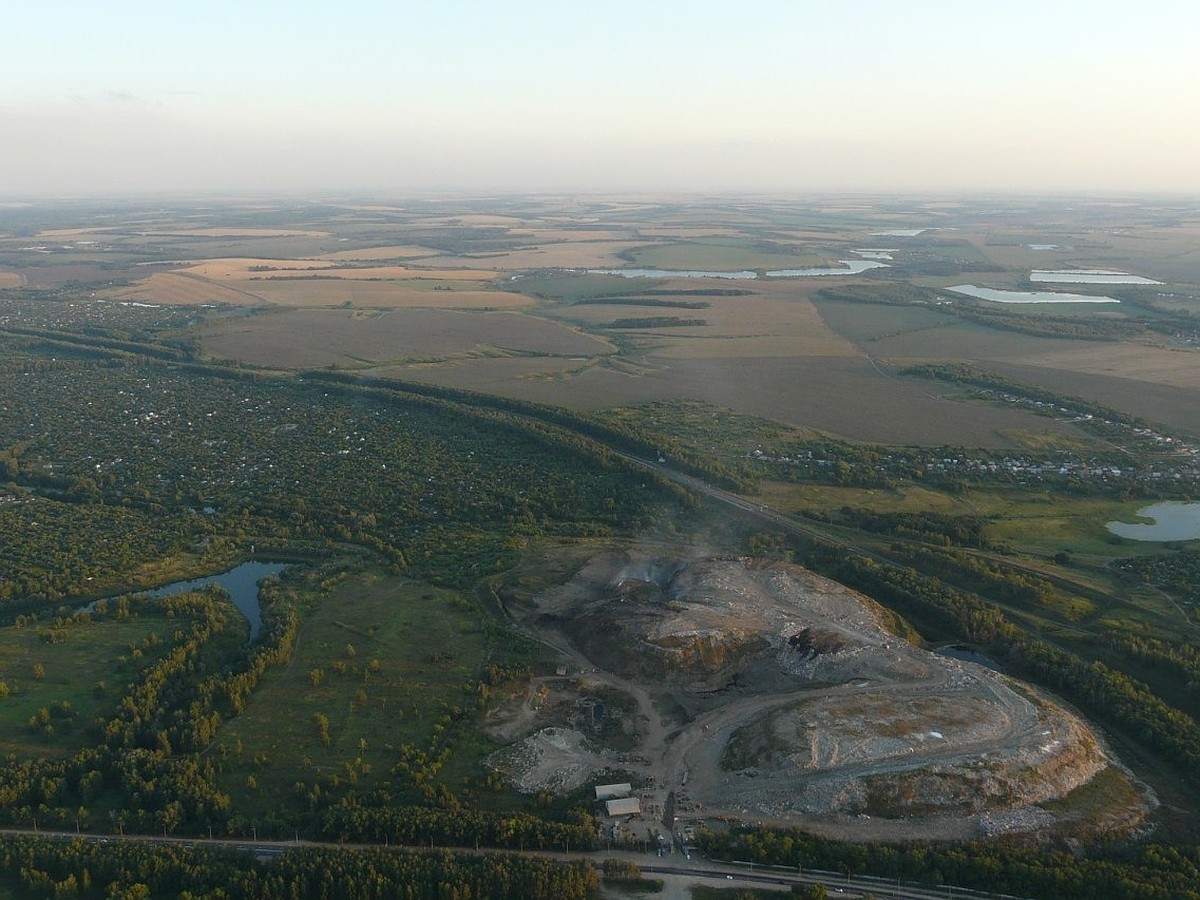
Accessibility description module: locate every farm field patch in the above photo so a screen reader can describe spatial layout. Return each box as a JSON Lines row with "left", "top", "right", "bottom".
{"left": 985, "top": 361, "right": 1200, "bottom": 437}
{"left": 375, "top": 355, "right": 600, "bottom": 385}
{"left": 395, "top": 353, "right": 1094, "bottom": 447}
{"left": 550, "top": 284, "right": 856, "bottom": 356}
{"left": 418, "top": 240, "right": 647, "bottom": 270}
{"left": 200, "top": 307, "right": 612, "bottom": 368}
{"left": 179, "top": 258, "right": 498, "bottom": 281}
{"left": 207, "top": 279, "right": 529, "bottom": 309}
{"left": 627, "top": 240, "right": 829, "bottom": 271}
{"left": 316, "top": 245, "right": 443, "bottom": 261}
{"left": 106, "top": 272, "right": 265, "bottom": 306}
{"left": 1000, "top": 344, "right": 1200, "bottom": 391}
{"left": 521, "top": 228, "right": 635, "bottom": 242}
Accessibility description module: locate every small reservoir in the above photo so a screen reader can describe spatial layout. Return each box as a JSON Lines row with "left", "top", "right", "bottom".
{"left": 585, "top": 260, "right": 889, "bottom": 279}
{"left": 765, "top": 260, "right": 889, "bottom": 277}
{"left": 86, "top": 561, "right": 288, "bottom": 641}
{"left": 588, "top": 267, "right": 757, "bottom": 280}
{"left": 1030, "top": 269, "right": 1161, "bottom": 285}
{"left": 1107, "top": 502, "right": 1200, "bottom": 542}
{"left": 946, "top": 284, "right": 1119, "bottom": 304}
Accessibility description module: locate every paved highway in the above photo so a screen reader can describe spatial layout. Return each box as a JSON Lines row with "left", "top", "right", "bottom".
{"left": 0, "top": 827, "right": 1036, "bottom": 899}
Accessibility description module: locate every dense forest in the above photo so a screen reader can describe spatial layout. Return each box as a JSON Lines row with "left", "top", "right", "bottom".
{"left": 0, "top": 343, "right": 686, "bottom": 601}
{"left": 0, "top": 836, "right": 599, "bottom": 899}
{"left": 696, "top": 826, "right": 1200, "bottom": 900}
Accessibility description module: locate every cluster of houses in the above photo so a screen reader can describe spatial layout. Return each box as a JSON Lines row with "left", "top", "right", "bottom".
{"left": 747, "top": 396, "right": 1200, "bottom": 494}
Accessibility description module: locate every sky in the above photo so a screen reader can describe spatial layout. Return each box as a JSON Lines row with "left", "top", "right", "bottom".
{"left": 3, "top": 0, "right": 1199, "bottom": 196}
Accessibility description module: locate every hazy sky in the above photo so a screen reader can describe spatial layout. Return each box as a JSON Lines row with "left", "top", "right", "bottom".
{"left": 4, "top": 0, "right": 1198, "bottom": 195}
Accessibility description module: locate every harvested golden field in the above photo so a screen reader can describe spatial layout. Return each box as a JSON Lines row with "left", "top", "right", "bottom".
{"left": 181, "top": 258, "right": 339, "bottom": 278}
{"left": 179, "top": 258, "right": 499, "bottom": 282}
{"left": 105, "top": 272, "right": 263, "bottom": 306}
{"left": 201, "top": 307, "right": 612, "bottom": 368}
{"left": 235, "top": 279, "right": 530, "bottom": 308}
{"left": 0, "top": 270, "right": 24, "bottom": 288}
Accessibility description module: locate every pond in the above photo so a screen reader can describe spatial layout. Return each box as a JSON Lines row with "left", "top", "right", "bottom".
{"left": 585, "top": 260, "right": 889, "bottom": 279}
{"left": 765, "top": 260, "right": 889, "bottom": 277}
{"left": 587, "top": 268, "right": 757, "bottom": 280}
{"left": 85, "top": 561, "right": 288, "bottom": 641}
{"left": 1030, "top": 269, "right": 1161, "bottom": 285}
{"left": 946, "top": 284, "right": 1119, "bottom": 304}
{"left": 1107, "top": 502, "right": 1200, "bottom": 542}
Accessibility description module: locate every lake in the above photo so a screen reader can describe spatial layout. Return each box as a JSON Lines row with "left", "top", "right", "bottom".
{"left": 1030, "top": 269, "right": 1162, "bottom": 285}
{"left": 765, "top": 260, "right": 889, "bottom": 277}
{"left": 946, "top": 284, "right": 1119, "bottom": 304}
{"left": 586, "top": 260, "right": 889, "bottom": 279}
{"left": 1107, "top": 502, "right": 1200, "bottom": 541}
{"left": 588, "top": 268, "right": 757, "bottom": 280}
{"left": 85, "top": 561, "right": 288, "bottom": 641}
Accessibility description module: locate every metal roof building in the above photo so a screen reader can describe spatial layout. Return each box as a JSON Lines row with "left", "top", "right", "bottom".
{"left": 605, "top": 797, "right": 641, "bottom": 817}
{"left": 595, "top": 783, "right": 632, "bottom": 801}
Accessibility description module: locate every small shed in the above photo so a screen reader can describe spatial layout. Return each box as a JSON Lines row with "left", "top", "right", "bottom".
{"left": 605, "top": 797, "right": 641, "bottom": 817}
{"left": 595, "top": 783, "right": 632, "bottom": 801}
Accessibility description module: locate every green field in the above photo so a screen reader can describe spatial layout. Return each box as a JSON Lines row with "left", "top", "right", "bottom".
{"left": 0, "top": 603, "right": 210, "bottom": 758}
{"left": 214, "top": 567, "right": 518, "bottom": 812}
{"left": 627, "top": 239, "right": 829, "bottom": 271}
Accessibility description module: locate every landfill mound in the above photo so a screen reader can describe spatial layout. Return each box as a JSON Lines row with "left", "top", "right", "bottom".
{"left": 492, "top": 550, "right": 1147, "bottom": 840}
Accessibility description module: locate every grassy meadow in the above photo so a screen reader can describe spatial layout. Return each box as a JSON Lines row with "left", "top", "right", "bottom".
{"left": 0, "top": 598, "right": 245, "bottom": 759}
{"left": 213, "top": 566, "right": 549, "bottom": 816}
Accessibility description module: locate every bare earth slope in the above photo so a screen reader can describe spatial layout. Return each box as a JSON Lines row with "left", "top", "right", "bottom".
{"left": 491, "top": 551, "right": 1147, "bottom": 841}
